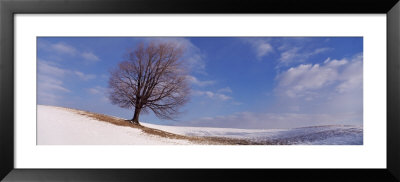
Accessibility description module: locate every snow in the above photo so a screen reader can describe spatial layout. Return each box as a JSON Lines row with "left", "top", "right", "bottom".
{"left": 142, "top": 123, "right": 363, "bottom": 145}
{"left": 37, "top": 105, "right": 193, "bottom": 145}
{"left": 38, "top": 105, "right": 362, "bottom": 145}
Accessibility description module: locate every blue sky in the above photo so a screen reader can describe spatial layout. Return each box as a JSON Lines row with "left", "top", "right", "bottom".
{"left": 37, "top": 37, "right": 363, "bottom": 129}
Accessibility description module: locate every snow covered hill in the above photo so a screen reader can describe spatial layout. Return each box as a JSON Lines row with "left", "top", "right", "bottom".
{"left": 37, "top": 105, "right": 363, "bottom": 145}
{"left": 142, "top": 123, "right": 363, "bottom": 145}
{"left": 143, "top": 123, "right": 363, "bottom": 145}
{"left": 37, "top": 105, "right": 193, "bottom": 145}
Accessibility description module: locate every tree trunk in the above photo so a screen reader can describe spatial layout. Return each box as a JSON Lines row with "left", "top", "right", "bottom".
{"left": 131, "top": 107, "right": 141, "bottom": 125}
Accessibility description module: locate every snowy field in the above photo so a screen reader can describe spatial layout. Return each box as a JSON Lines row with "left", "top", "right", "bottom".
{"left": 37, "top": 105, "right": 193, "bottom": 145}
{"left": 38, "top": 105, "right": 363, "bottom": 145}
{"left": 143, "top": 123, "right": 363, "bottom": 145}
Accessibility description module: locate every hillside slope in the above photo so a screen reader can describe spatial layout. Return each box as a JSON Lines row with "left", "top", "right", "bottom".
{"left": 37, "top": 105, "right": 193, "bottom": 145}
{"left": 37, "top": 105, "right": 363, "bottom": 145}
{"left": 143, "top": 123, "right": 363, "bottom": 145}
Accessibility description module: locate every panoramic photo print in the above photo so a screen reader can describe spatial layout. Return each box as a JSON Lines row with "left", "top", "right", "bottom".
{"left": 37, "top": 37, "right": 363, "bottom": 145}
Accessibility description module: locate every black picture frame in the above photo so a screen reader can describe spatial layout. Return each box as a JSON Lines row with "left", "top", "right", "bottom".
{"left": 1, "top": 0, "right": 399, "bottom": 181}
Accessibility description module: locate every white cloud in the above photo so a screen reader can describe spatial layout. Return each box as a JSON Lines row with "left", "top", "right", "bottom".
{"left": 87, "top": 86, "right": 106, "bottom": 95}
{"left": 186, "top": 53, "right": 206, "bottom": 74}
{"left": 38, "top": 40, "right": 100, "bottom": 63}
{"left": 38, "top": 60, "right": 68, "bottom": 76}
{"left": 313, "top": 47, "right": 332, "bottom": 55}
{"left": 38, "top": 75, "right": 70, "bottom": 93}
{"left": 141, "top": 37, "right": 206, "bottom": 74}
{"left": 216, "top": 94, "right": 231, "bottom": 101}
{"left": 37, "top": 60, "right": 71, "bottom": 105}
{"left": 279, "top": 47, "right": 332, "bottom": 66}
{"left": 217, "top": 87, "right": 233, "bottom": 93}
{"left": 37, "top": 58, "right": 100, "bottom": 105}
{"left": 87, "top": 88, "right": 100, "bottom": 94}
{"left": 192, "top": 90, "right": 231, "bottom": 101}
{"left": 273, "top": 53, "right": 363, "bottom": 118}
{"left": 51, "top": 42, "right": 78, "bottom": 55}
{"left": 37, "top": 92, "right": 61, "bottom": 105}
{"left": 186, "top": 75, "right": 215, "bottom": 87}
{"left": 276, "top": 54, "right": 361, "bottom": 99}
{"left": 86, "top": 86, "right": 110, "bottom": 103}
{"left": 74, "top": 71, "right": 96, "bottom": 81}
{"left": 81, "top": 52, "right": 100, "bottom": 62}
{"left": 277, "top": 64, "right": 338, "bottom": 98}
{"left": 255, "top": 43, "right": 273, "bottom": 58}
{"left": 38, "top": 41, "right": 77, "bottom": 55}
{"left": 242, "top": 38, "right": 274, "bottom": 59}
{"left": 279, "top": 47, "right": 301, "bottom": 64}
{"left": 335, "top": 54, "right": 363, "bottom": 93}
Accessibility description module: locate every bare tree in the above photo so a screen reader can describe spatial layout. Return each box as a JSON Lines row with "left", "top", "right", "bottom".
{"left": 108, "top": 41, "right": 190, "bottom": 125}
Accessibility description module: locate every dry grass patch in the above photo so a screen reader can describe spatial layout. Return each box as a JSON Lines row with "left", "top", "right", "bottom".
{"left": 60, "top": 107, "right": 262, "bottom": 145}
